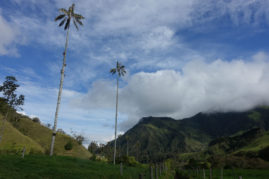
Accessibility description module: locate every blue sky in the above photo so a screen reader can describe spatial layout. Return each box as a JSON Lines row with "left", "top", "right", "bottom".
{"left": 1, "top": 0, "right": 269, "bottom": 145}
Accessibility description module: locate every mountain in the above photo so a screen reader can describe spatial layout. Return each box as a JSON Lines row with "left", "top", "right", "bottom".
{"left": 0, "top": 98, "right": 91, "bottom": 158}
{"left": 105, "top": 107, "right": 269, "bottom": 162}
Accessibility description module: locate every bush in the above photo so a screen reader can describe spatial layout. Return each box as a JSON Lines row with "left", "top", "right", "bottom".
{"left": 64, "top": 141, "right": 73, "bottom": 150}
{"left": 57, "top": 128, "right": 66, "bottom": 134}
{"left": 32, "top": 117, "right": 40, "bottom": 123}
{"left": 116, "top": 156, "right": 139, "bottom": 166}
{"left": 73, "top": 135, "right": 84, "bottom": 145}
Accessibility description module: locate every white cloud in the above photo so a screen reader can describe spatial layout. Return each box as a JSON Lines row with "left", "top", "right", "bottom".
{"left": 2, "top": 0, "right": 269, "bottom": 142}
{"left": 2, "top": 0, "right": 269, "bottom": 58}
{"left": 73, "top": 52, "right": 269, "bottom": 130}
{"left": 141, "top": 26, "right": 175, "bottom": 51}
{"left": 192, "top": 0, "right": 269, "bottom": 26}
{"left": 0, "top": 13, "right": 20, "bottom": 56}
{"left": 73, "top": 0, "right": 195, "bottom": 35}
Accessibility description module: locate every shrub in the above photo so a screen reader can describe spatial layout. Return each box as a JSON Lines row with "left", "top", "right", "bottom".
{"left": 57, "top": 128, "right": 66, "bottom": 134}
{"left": 32, "top": 117, "right": 40, "bottom": 123}
{"left": 74, "top": 135, "right": 84, "bottom": 145}
{"left": 64, "top": 141, "right": 73, "bottom": 150}
{"left": 116, "top": 156, "right": 139, "bottom": 166}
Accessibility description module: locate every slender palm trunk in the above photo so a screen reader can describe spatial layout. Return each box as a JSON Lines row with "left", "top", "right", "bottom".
{"left": 113, "top": 76, "right": 119, "bottom": 165}
{"left": 50, "top": 28, "right": 70, "bottom": 156}
{"left": 0, "top": 109, "right": 9, "bottom": 144}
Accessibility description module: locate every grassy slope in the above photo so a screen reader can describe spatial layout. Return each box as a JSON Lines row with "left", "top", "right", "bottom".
{"left": 0, "top": 115, "right": 44, "bottom": 154}
{"left": 0, "top": 112, "right": 91, "bottom": 158}
{"left": 238, "top": 131, "right": 269, "bottom": 152}
{"left": 207, "top": 129, "right": 269, "bottom": 155}
{"left": 14, "top": 117, "right": 91, "bottom": 158}
{"left": 0, "top": 155, "right": 149, "bottom": 179}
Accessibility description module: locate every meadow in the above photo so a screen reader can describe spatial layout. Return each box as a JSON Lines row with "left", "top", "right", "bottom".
{"left": 183, "top": 168, "right": 269, "bottom": 179}
{"left": 0, "top": 155, "right": 150, "bottom": 179}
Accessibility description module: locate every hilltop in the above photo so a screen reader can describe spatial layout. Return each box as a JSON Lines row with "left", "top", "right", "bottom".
{"left": 0, "top": 98, "right": 91, "bottom": 158}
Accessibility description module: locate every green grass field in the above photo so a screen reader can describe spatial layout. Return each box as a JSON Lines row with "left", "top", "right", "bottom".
{"left": 185, "top": 168, "right": 269, "bottom": 179}
{"left": 0, "top": 155, "right": 150, "bottom": 179}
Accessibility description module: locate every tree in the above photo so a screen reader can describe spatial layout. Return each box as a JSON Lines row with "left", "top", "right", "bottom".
{"left": 110, "top": 61, "right": 126, "bottom": 165}
{"left": 32, "top": 117, "right": 40, "bottom": 123}
{"left": 50, "top": 3, "right": 84, "bottom": 156}
{"left": 0, "top": 76, "right": 24, "bottom": 143}
{"left": 64, "top": 141, "right": 73, "bottom": 150}
{"left": 75, "top": 135, "right": 85, "bottom": 145}
{"left": 88, "top": 141, "right": 98, "bottom": 154}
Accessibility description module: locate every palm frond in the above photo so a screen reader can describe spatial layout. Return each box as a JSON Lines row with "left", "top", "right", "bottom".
{"left": 55, "top": 14, "right": 65, "bottom": 21}
{"left": 59, "top": 8, "right": 68, "bottom": 15}
{"left": 73, "top": 19, "right": 79, "bottom": 30}
{"left": 75, "top": 18, "right": 83, "bottom": 26}
{"left": 59, "top": 18, "right": 66, "bottom": 27}
{"left": 64, "top": 18, "right": 70, "bottom": 30}
{"left": 56, "top": 4, "right": 84, "bottom": 30}
{"left": 74, "top": 14, "right": 85, "bottom": 19}
{"left": 110, "top": 68, "right": 116, "bottom": 74}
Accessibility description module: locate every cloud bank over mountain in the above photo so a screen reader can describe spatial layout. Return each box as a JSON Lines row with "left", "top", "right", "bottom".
{"left": 73, "top": 52, "right": 269, "bottom": 130}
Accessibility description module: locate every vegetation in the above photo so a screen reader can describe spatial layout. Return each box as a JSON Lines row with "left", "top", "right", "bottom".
{"left": 0, "top": 155, "right": 149, "bottom": 179}
{"left": 64, "top": 141, "right": 73, "bottom": 151}
{"left": 88, "top": 141, "right": 98, "bottom": 154}
{"left": 0, "top": 114, "right": 44, "bottom": 155}
{"left": 32, "top": 117, "right": 41, "bottom": 124}
{"left": 101, "top": 107, "right": 269, "bottom": 167}
{"left": 0, "top": 76, "right": 24, "bottom": 144}
{"left": 1, "top": 3, "right": 269, "bottom": 178}
{"left": 110, "top": 61, "right": 126, "bottom": 165}
{"left": 0, "top": 99, "right": 91, "bottom": 158}
{"left": 50, "top": 3, "right": 85, "bottom": 156}
{"left": 183, "top": 168, "right": 269, "bottom": 179}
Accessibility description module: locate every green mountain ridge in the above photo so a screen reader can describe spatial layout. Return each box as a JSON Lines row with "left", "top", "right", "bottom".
{"left": 105, "top": 107, "right": 269, "bottom": 163}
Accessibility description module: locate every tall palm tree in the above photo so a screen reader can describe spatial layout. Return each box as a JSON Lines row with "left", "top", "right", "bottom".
{"left": 50, "top": 3, "right": 84, "bottom": 156}
{"left": 110, "top": 61, "right": 126, "bottom": 165}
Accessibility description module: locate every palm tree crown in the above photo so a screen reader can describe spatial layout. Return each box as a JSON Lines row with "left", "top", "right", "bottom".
{"left": 110, "top": 61, "right": 126, "bottom": 77}
{"left": 55, "top": 3, "right": 84, "bottom": 30}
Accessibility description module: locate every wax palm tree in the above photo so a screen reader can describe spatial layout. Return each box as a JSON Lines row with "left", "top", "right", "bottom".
{"left": 110, "top": 61, "right": 126, "bottom": 165}
{"left": 50, "top": 3, "right": 84, "bottom": 156}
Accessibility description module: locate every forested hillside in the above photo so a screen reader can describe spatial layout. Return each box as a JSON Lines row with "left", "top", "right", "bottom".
{"left": 104, "top": 107, "right": 269, "bottom": 163}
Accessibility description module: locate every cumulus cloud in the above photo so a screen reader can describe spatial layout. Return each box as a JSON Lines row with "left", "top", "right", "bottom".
{"left": 73, "top": 53, "right": 269, "bottom": 130}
